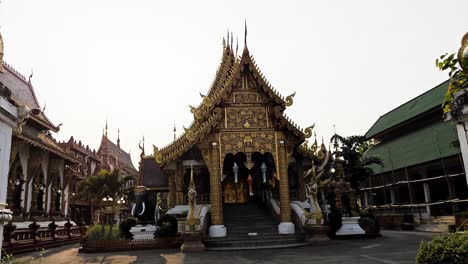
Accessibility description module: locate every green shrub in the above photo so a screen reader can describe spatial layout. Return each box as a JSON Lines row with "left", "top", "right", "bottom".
{"left": 1, "top": 249, "right": 15, "bottom": 264}
{"left": 358, "top": 211, "right": 380, "bottom": 234}
{"left": 416, "top": 233, "right": 468, "bottom": 264}
{"left": 359, "top": 217, "right": 376, "bottom": 233}
{"left": 119, "top": 217, "right": 137, "bottom": 239}
{"left": 155, "top": 214, "right": 178, "bottom": 237}
{"left": 86, "top": 224, "right": 121, "bottom": 241}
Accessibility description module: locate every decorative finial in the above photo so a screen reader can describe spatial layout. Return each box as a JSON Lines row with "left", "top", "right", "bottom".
{"left": 28, "top": 68, "right": 33, "bottom": 83}
{"left": 173, "top": 123, "right": 177, "bottom": 141}
{"left": 117, "top": 128, "right": 120, "bottom": 143}
{"left": 230, "top": 31, "right": 233, "bottom": 49}
{"left": 227, "top": 29, "right": 230, "bottom": 47}
{"left": 236, "top": 36, "right": 239, "bottom": 57}
{"left": 105, "top": 120, "right": 108, "bottom": 137}
{"left": 244, "top": 19, "right": 248, "bottom": 47}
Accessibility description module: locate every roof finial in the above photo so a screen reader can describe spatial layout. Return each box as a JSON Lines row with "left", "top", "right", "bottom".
{"left": 173, "top": 123, "right": 177, "bottom": 141}
{"left": 244, "top": 19, "right": 248, "bottom": 47}
{"left": 28, "top": 68, "right": 33, "bottom": 83}
{"left": 117, "top": 128, "right": 120, "bottom": 147}
{"left": 230, "top": 31, "right": 233, "bottom": 50}
{"left": 226, "top": 29, "right": 230, "bottom": 48}
{"left": 105, "top": 120, "right": 108, "bottom": 137}
{"left": 236, "top": 36, "right": 239, "bottom": 57}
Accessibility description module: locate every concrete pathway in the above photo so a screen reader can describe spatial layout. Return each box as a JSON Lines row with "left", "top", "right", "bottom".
{"left": 13, "top": 230, "right": 435, "bottom": 264}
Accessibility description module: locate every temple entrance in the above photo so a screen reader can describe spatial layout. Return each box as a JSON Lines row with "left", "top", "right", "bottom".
{"left": 222, "top": 153, "right": 249, "bottom": 204}
{"left": 250, "top": 152, "right": 277, "bottom": 204}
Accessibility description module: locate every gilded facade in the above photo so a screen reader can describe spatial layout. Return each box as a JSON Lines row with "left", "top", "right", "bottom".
{"left": 140, "top": 33, "right": 327, "bottom": 236}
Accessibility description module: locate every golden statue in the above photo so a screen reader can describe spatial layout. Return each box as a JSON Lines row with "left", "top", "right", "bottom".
{"left": 187, "top": 164, "right": 197, "bottom": 231}
{"left": 0, "top": 31, "right": 4, "bottom": 73}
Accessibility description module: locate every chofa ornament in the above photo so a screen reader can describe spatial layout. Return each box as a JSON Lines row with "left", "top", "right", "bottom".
{"left": 304, "top": 124, "right": 315, "bottom": 138}
{"left": 153, "top": 145, "right": 163, "bottom": 164}
{"left": 284, "top": 91, "right": 296, "bottom": 107}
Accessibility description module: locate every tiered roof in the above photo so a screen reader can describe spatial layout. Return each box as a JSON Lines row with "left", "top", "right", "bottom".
{"left": 0, "top": 62, "right": 78, "bottom": 163}
{"left": 99, "top": 134, "right": 137, "bottom": 172}
{"left": 0, "top": 62, "right": 60, "bottom": 132}
{"left": 152, "top": 37, "right": 313, "bottom": 166}
{"left": 58, "top": 136, "right": 100, "bottom": 161}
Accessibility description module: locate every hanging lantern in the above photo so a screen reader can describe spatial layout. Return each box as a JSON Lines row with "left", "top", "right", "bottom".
{"left": 261, "top": 162, "right": 267, "bottom": 183}
{"left": 233, "top": 162, "right": 239, "bottom": 183}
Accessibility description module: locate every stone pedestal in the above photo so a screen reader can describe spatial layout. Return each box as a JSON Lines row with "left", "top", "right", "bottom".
{"left": 278, "top": 222, "right": 295, "bottom": 234}
{"left": 303, "top": 224, "right": 329, "bottom": 242}
{"left": 335, "top": 217, "right": 365, "bottom": 236}
{"left": 209, "top": 224, "right": 227, "bottom": 237}
{"left": 181, "top": 232, "right": 206, "bottom": 252}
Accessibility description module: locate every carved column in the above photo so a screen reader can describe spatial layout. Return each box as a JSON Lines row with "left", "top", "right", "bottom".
{"left": 205, "top": 138, "right": 226, "bottom": 237}
{"left": 175, "top": 164, "right": 184, "bottom": 205}
{"left": 167, "top": 171, "right": 176, "bottom": 208}
{"left": 277, "top": 134, "right": 295, "bottom": 234}
{"left": 209, "top": 141, "right": 223, "bottom": 226}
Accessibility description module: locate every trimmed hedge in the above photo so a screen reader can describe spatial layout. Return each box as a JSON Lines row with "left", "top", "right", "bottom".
{"left": 87, "top": 224, "right": 121, "bottom": 241}
{"left": 119, "top": 217, "right": 137, "bottom": 239}
{"left": 416, "top": 233, "right": 468, "bottom": 264}
{"left": 155, "top": 214, "right": 178, "bottom": 237}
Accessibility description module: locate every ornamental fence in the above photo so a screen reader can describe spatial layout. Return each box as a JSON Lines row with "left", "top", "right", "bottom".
{"left": 2, "top": 222, "right": 82, "bottom": 254}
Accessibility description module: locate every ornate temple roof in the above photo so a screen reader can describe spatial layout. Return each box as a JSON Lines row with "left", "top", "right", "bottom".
{"left": 17, "top": 123, "right": 80, "bottom": 163}
{"left": 0, "top": 62, "right": 60, "bottom": 132}
{"left": 98, "top": 134, "right": 137, "bottom": 172}
{"left": 151, "top": 33, "right": 313, "bottom": 166}
{"left": 58, "top": 136, "right": 100, "bottom": 161}
{"left": 0, "top": 61, "right": 77, "bottom": 163}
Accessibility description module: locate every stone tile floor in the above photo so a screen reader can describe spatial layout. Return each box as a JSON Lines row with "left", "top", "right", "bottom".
{"left": 13, "top": 230, "right": 435, "bottom": 264}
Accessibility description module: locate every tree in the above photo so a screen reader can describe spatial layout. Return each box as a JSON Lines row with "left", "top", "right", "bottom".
{"left": 76, "top": 169, "right": 136, "bottom": 224}
{"left": 439, "top": 33, "right": 468, "bottom": 114}
{"left": 331, "top": 134, "right": 383, "bottom": 190}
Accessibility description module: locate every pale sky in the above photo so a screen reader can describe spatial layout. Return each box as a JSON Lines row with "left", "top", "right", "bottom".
{"left": 1, "top": 0, "right": 467, "bottom": 167}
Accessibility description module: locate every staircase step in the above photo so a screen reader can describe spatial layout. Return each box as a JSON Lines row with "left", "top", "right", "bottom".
{"left": 204, "top": 202, "right": 305, "bottom": 250}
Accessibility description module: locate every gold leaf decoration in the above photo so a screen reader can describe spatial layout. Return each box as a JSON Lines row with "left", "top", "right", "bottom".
{"left": 284, "top": 91, "right": 296, "bottom": 107}
{"left": 304, "top": 124, "right": 315, "bottom": 138}
{"left": 153, "top": 145, "right": 163, "bottom": 164}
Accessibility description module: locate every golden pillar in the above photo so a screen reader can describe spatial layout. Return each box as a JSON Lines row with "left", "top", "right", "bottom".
{"left": 276, "top": 134, "right": 295, "bottom": 234}
{"left": 277, "top": 139, "right": 291, "bottom": 223}
{"left": 175, "top": 165, "right": 184, "bottom": 205}
{"left": 209, "top": 140, "right": 223, "bottom": 226}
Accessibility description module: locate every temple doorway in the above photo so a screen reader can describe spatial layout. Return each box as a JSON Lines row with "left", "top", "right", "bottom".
{"left": 250, "top": 152, "right": 277, "bottom": 203}
{"left": 222, "top": 153, "right": 249, "bottom": 204}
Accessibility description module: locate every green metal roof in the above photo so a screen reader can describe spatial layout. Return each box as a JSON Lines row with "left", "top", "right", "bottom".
{"left": 365, "top": 80, "right": 449, "bottom": 139}
{"left": 364, "top": 121, "right": 459, "bottom": 174}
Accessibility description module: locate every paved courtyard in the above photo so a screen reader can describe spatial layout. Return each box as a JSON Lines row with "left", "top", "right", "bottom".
{"left": 13, "top": 230, "right": 435, "bottom": 264}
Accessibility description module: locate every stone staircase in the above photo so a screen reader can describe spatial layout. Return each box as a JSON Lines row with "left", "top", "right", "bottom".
{"left": 415, "top": 216, "right": 455, "bottom": 233}
{"left": 203, "top": 202, "right": 306, "bottom": 250}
